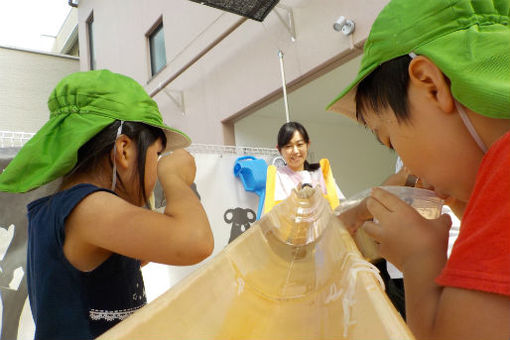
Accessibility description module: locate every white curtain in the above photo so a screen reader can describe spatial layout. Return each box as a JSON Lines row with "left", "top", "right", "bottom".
{"left": 143, "top": 144, "right": 279, "bottom": 301}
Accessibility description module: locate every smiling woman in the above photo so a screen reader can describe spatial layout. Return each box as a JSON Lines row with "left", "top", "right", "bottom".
{"left": 263, "top": 121, "right": 345, "bottom": 214}
{"left": 277, "top": 122, "right": 314, "bottom": 173}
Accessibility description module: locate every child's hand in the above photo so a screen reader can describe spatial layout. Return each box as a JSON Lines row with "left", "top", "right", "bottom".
{"left": 362, "top": 187, "right": 451, "bottom": 271}
{"left": 336, "top": 197, "right": 372, "bottom": 234}
{"left": 158, "top": 149, "right": 196, "bottom": 186}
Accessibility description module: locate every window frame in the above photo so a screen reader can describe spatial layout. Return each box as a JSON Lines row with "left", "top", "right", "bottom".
{"left": 146, "top": 17, "right": 167, "bottom": 78}
{"left": 86, "top": 12, "right": 96, "bottom": 70}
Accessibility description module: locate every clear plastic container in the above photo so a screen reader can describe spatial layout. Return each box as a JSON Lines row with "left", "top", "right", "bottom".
{"left": 99, "top": 187, "right": 414, "bottom": 340}
{"left": 335, "top": 186, "right": 444, "bottom": 261}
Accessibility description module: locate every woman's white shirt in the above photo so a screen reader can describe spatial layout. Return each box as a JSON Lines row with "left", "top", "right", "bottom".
{"left": 273, "top": 166, "right": 345, "bottom": 201}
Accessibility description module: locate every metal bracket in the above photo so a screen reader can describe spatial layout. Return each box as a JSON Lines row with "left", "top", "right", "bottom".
{"left": 162, "top": 88, "right": 185, "bottom": 114}
{"left": 273, "top": 4, "right": 296, "bottom": 42}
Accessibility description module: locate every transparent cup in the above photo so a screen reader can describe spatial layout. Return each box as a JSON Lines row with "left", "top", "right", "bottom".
{"left": 335, "top": 185, "right": 444, "bottom": 261}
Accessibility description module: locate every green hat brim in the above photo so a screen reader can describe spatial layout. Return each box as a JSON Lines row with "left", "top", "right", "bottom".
{"left": 134, "top": 120, "right": 191, "bottom": 153}
{"left": 0, "top": 114, "right": 191, "bottom": 193}
{"left": 326, "top": 0, "right": 510, "bottom": 121}
{"left": 0, "top": 114, "right": 113, "bottom": 193}
{"left": 325, "top": 63, "right": 377, "bottom": 121}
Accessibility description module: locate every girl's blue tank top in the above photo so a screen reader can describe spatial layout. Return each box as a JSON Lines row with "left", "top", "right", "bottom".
{"left": 27, "top": 183, "right": 146, "bottom": 340}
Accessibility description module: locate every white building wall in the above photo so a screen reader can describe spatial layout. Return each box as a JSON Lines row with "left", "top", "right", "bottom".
{"left": 76, "top": 0, "right": 388, "bottom": 144}
{"left": 51, "top": 8, "right": 79, "bottom": 55}
{"left": 0, "top": 47, "right": 79, "bottom": 132}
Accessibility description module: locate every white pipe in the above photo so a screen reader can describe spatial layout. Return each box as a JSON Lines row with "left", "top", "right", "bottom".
{"left": 278, "top": 50, "right": 290, "bottom": 123}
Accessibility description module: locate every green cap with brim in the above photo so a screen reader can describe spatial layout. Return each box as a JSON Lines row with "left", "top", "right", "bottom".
{"left": 326, "top": 0, "right": 510, "bottom": 121}
{"left": 0, "top": 70, "right": 191, "bottom": 193}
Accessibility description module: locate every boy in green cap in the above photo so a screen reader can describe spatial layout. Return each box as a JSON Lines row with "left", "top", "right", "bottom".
{"left": 328, "top": 0, "right": 510, "bottom": 339}
{"left": 0, "top": 70, "right": 213, "bottom": 339}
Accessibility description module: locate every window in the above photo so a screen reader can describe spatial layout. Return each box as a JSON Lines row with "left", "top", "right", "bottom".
{"left": 148, "top": 22, "right": 167, "bottom": 76}
{"left": 87, "top": 13, "right": 96, "bottom": 70}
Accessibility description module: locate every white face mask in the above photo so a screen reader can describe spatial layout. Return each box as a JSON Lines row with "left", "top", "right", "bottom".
{"left": 111, "top": 121, "right": 124, "bottom": 191}
{"left": 409, "top": 53, "right": 488, "bottom": 154}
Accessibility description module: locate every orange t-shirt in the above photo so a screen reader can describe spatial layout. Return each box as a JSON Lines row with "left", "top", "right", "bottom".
{"left": 436, "top": 131, "right": 510, "bottom": 296}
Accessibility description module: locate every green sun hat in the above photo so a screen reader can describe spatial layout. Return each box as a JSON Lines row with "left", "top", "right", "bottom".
{"left": 327, "top": 0, "right": 510, "bottom": 120}
{"left": 0, "top": 70, "right": 191, "bottom": 193}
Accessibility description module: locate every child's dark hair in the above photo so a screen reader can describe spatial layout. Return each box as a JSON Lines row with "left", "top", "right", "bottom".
{"left": 277, "top": 121, "right": 320, "bottom": 171}
{"left": 355, "top": 55, "right": 412, "bottom": 125}
{"left": 64, "top": 120, "right": 167, "bottom": 207}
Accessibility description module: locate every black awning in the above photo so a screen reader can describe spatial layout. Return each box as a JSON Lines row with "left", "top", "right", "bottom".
{"left": 188, "top": 0, "right": 280, "bottom": 21}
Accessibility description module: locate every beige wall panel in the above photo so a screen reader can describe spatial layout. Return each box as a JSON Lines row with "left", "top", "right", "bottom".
{"left": 52, "top": 8, "right": 78, "bottom": 54}
{"left": 0, "top": 47, "right": 79, "bottom": 132}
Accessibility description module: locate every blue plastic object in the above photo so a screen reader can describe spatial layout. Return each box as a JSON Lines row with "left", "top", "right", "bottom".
{"left": 233, "top": 156, "right": 268, "bottom": 220}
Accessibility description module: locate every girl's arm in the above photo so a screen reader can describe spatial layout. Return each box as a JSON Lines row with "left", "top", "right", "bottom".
{"left": 63, "top": 150, "right": 213, "bottom": 271}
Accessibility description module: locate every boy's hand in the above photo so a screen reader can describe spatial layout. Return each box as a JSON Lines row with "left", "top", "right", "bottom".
{"left": 362, "top": 187, "right": 451, "bottom": 271}
{"left": 336, "top": 197, "right": 372, "bottom": 234}
{"left": 158, "top": 149, "right": 196, "bottom": 186}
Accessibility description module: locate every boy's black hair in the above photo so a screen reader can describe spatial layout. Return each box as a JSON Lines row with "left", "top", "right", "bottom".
{"left": 277, "top": 121, "right": 320, "bottom": 171}
{"left": 65, "top": 121, "right": 167, "bottom": 207}
{"left": 355, "top": 55, "right": 412, "bottom": 124}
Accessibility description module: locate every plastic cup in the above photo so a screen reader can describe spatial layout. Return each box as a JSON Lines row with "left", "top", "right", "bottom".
{"left": 336, "top": 186, "right": 444, "bottom": 261}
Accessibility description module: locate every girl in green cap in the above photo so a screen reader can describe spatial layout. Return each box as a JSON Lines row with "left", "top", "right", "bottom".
{"left": 0, "top": 70, "right": 213, "bottom": 339}
{"left": 328, "top": 0, "right": 510, "bottom": 339}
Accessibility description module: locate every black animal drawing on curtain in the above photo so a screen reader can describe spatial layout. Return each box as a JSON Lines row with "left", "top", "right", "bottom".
{"left": 224, "top": 207, "right": 256, "bottom": 243}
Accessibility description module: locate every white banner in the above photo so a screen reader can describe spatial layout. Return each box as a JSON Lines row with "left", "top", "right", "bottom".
{"left": 143, "top": 145, "right": 279, "bottom": 301}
